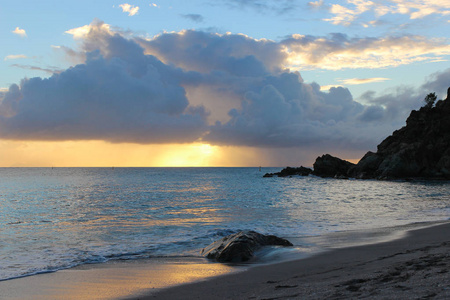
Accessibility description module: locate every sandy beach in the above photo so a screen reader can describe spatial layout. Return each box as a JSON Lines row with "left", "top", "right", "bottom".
{"left": 1, "top": 222, "right": 448, "bottom": 300}
{"left": 138, "top": 222, "right": 450, "bottom": 300}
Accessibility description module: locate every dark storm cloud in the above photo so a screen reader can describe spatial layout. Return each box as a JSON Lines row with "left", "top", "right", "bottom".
{"left": 141, "top": 31, "right": 450, "bottom": 72}
{"left": 421, "top": 68, "right": 450, "bottom": 99}
{"left": 203, "top": 74, "right": 392, "bottom": 150}
{"left": 357, "top": 105, "right": 385, "bottom": 122}
{"left": 359, "top": 86, "right": 422, "bottom": 123}
{"left": 0, "top": 24, "right": 208, "bottom": 143}
{"left": 139, "top": 31, "right": 382, "bottom": 148}
{"left": 137, "top": 30, "right": 284, "bottom": 74}
{"left": 139, "top": 29, "right": 418, "bottom": 149}
{"left": 357, "top": 69, "right": 450, "bottom": 125}
{"left": 0, "top": 21, "right": 446, "bottom": 152}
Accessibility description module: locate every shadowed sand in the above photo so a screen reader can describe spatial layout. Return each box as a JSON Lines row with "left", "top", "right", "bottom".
{"left": 136, "top": 222, "right": 450, "bottom": 300}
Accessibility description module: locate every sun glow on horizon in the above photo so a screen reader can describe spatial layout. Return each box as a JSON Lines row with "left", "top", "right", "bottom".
{"left": 0, "top": 140, "right": 270, "bottom": 167}
{"left": 0, "top": 139, "right": 366, "bottom": 168}
{"left": 156, "top": 143, "right": 219, "bottom": 167}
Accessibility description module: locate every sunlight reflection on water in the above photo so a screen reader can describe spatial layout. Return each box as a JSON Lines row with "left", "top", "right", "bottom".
{"left": 0, "top": 167, "right": 449, "bottom": 280}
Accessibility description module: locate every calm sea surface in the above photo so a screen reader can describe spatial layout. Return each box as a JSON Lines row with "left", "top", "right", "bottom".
{"left": 1, "top": 167, "right": 449, "bottom": 281}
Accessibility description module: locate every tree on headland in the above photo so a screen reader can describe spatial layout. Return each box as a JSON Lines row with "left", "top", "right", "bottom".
{"left": 424, "top": 92, "right": 437, "bottom": 108}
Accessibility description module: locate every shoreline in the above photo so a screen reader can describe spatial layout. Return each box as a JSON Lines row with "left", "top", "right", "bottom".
{"left": 1, "top": 221, "right": 448, "bottom": 299}
{"left": 0, "top": 257, "right": 243, "bottom": 300}
{"left": 134, "top": 221, "right": 450, "bottom": 300}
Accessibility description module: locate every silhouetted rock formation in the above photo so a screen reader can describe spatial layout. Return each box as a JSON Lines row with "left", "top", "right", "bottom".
{"left": 349, "top": 90, "right": 450, "bottom": 179}
{"left": 201, "top": 231, "right": 293, "bottom": 263}
{"left": 264, "top": 166, "right": 312, "bottom": 177}
{"left": 269, "top": 87, "right": 450, "bottom": 180}
{"left": 312, "top": 154, "right": 355, "bottom": 178}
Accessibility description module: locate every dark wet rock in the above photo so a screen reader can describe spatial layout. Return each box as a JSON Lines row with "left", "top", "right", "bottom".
{"left": 349, "top": 89, "right": 450, "bottom": 180}
{"left": 264, "top": 166, "right": 312, "bottom": 177}
{"left": 312, "top": 154, "right": 355, "bottom": 178}
{"left": 201, "top": 231, "right": 293, "bottom": 263}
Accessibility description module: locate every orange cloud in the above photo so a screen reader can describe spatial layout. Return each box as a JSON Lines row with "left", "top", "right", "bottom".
{"left": 119, "top": 3, "right": 140, "bottom": 16}
{"left": 324, "top": 0, "right": 450, "bottom": 26}
{"left": 338, "top": 77, "right": 390, "bottom": 85}
{"left": 12, "top": 27, "right": 27, "bottom": 37}
{"left": 282, "top": 34, "right": 450, "bottom": 70}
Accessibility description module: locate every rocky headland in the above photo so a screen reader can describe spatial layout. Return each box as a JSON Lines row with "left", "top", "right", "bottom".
{"left": 266, "top": 87, "right": 450, "bottom": 180}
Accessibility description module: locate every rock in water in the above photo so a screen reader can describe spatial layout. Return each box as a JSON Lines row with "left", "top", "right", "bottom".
{"left": 201, "top": 231, "right": 293, "bottom": 262}
{"left": 263, "top": 166, "right": 312, "bottom": 177}
{"left": 312, "top": 154, "right": 355, "bottom": 178}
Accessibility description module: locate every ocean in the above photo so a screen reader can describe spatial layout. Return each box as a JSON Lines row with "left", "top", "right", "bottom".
{"left": 1, "top": 167, "right": 449, "bottom": 282}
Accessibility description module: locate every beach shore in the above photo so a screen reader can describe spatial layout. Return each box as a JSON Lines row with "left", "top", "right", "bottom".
{"left": 136, "top": 221, "right": 450, "bottom": 300}
{"left": 0, "top": 257, "right": 240, "bottom": 300}
{"left": 1, "top": 222, "right": 448, "bottom": 300}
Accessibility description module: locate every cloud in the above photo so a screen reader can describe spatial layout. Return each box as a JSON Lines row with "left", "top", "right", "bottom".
{"left": 52, "top": 44, "right": 86, "bottom": 65}
{"left": 9, "top": 64, "right": 63, "bottom": 75}
{"left": 359, "top": 68, "right": 450, "bottom": 121}
{"left": 12, "top": 27, "right": 27, "bottom": 37}
{"left": 338, "top": 77, "right": 390, "bottom": 85}
{"left": 319, "top": 84, "right": 343, "bottom": 91}
{"left": 320, "top": 80, "right": 391, "bottom": 93}
{"left": 308, "top": 0, "right": 325, "bottom": 9}
{"left": 218, "top": 0, "right": 297, "bottom": 14}
{"left": 356, "top": 70, "right": 450, "bottom": 125}
{"left": 137, "top": 30, "right": 285, "bottom": 73}
{"left": 2, "top": 21, "right": 447, "bottom": 154}
{"left": 181, "top": 14, "right": 204, "bottom": 23}
{"left": 421, "top": 68, "right": 450, "bottom": 99}
{"left": 324, "top": 0, "right": 373, "bottom": 26}
{"left": 135, "top": 25, "right": 444, "bottom": 149}
{"left": 0, "top": 88, "right": 7, "bottom": 99}
{"left": 119, "top": 3, "right": 139, "bottom": 16}
{"left": 4, "top": 54, "right": 27, "bottom": 61}
{"left": 391, "top": 0, "right": 450, "bottom": 20}
{"left": 66, "top": 23, "right": 112, "bottom": 39}
{"left": 0, "top": 22, "right": 207, "bottom": 143}
{"left": 204, "top": 67, "right": 444, "bottom": 150}
{"left": 324, "top": 0, "right": 450, "bottom": 26}
{"left": 281, "top": 33, "right": 450, "bottom": 70}
{"left": 203, "top": 75, "right": 393, "bottom": 149}
{"left": 139, "top": 30, "right": 450, "bottom": 72}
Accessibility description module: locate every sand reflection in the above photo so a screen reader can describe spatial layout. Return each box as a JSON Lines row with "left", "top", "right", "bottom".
{"left": 0, "top": 257, "right": 240, "bottom": 300}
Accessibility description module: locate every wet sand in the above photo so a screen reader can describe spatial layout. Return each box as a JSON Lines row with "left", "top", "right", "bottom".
{"left": 1, "top": 222, "right": 449, "bottom": 300}
{"left": 0, "top": 257, "right": 241, "bottom": 300}
{"left": 137, "top": 221, "right": 450, "bottom": 300}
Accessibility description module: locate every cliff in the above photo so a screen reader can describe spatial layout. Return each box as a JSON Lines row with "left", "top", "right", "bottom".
{"left": 265, "top": 88, "right": 450, "bottom": 180}
{"left": 347, "top": 88, "right": 450, "bottom": 179}
{"left": 301, "top": 87, "right": 450, "bottom": 180}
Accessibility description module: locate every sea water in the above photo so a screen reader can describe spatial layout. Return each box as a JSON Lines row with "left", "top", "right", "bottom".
{"left": 1, "top": 167, "right": 449, "bottom": 281}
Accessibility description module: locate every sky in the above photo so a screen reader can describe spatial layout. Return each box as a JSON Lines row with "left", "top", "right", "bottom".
{"left": 0, "top": 0, "right": 449, "bottom": 167}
